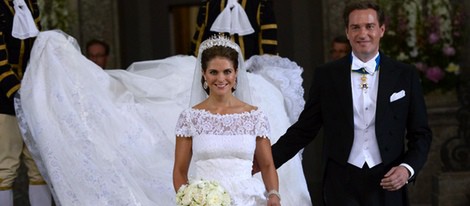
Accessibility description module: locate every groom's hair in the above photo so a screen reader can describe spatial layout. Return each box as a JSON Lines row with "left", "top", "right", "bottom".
{"left": 343, "top": 1, "right": 385, "bottom": 28}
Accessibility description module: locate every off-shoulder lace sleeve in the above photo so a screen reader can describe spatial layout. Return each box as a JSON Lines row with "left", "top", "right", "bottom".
{"left": 175, "top": 109, "right": 192, "bottom": 137}
{"left": 254, "top": 109, "right": 270, "bottom": 139}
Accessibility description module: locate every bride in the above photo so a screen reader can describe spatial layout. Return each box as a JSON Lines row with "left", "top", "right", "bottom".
{"left": 173, "top": 35, "right": 280, "bottom": 205}
{"left": 16, "top": 30, "right": 311, "bottom": 205}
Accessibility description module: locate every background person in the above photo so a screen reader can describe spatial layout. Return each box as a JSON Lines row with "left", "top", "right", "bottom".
{"left": 86, "top": 39, "right": 110, "bottom": 69}
{"left": 330, "top": 35, "right": 351, "bottom": 61}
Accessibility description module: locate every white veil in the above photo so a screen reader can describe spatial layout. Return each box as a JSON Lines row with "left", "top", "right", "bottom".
{"left": 16, "top": 31, "right": 312, "bottom": 206}
{"left": 189, "top": 34, "right": 253, "bottom": 106}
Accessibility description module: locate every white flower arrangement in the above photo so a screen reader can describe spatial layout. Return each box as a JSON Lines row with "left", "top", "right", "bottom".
{"left": 176, "top": 179, "right": 231, "bottom": 206}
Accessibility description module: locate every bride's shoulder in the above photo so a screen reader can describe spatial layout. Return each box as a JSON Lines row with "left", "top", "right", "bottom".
{"left": 190, "top": 99, "right": 210, "bottom": 111}
{"left": 242, "top": 104, "right": 267, "bottom": 117}
{"left": 242, "top": 103, "right": 257, "bottom": 112}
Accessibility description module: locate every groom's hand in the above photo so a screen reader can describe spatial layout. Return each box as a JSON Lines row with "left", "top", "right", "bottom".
{"left": 380, "top": 166, "right": 410, "bottom": 191}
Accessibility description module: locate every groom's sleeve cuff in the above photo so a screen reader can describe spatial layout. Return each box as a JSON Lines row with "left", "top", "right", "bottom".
{"left": 400, "top": 163, "right": 415, "bottom": 179}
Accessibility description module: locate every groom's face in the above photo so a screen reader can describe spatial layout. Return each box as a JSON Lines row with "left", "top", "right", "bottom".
{"left": 345, "top": 8, "right": 385, "bottom": 61}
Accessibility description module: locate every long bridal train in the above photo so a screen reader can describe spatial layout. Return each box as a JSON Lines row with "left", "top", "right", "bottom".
{"left": 16, "top": 31, "right": 311, "bottom": 205}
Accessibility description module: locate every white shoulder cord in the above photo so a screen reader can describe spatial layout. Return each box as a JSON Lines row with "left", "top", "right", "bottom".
{"left": 210, "top": 0, "right": 255, "bottom": 36}
{"left": 12, "top": 0, "right": 39, "bottom": 39}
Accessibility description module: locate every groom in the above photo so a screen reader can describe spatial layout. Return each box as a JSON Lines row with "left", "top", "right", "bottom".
{"left": 271, "top": 1, "right": 432, "bottom": 205}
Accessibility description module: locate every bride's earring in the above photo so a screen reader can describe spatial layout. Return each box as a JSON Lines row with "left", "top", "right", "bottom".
{"left": 203, "top": 81, "right": 208, "bottom": 89}
{"left": 233, "top": 80, "right": 237, "bottom": 90}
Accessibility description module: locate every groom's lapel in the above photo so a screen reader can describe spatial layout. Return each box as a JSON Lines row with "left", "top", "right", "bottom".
{"left": 376, "top": 55, "right": 399, "bottom": 131}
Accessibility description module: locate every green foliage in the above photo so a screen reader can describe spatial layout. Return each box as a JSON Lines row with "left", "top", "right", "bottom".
{"left": 38, "top": 0, "right": 73, "bottom": 32}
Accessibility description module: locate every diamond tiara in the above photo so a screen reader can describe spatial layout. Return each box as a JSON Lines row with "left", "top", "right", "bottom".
{"left": 198, "top": 34, "right": 240, "bottom": 53}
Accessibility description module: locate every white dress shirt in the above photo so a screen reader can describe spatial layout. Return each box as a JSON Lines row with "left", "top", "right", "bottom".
{"left": 348, "top": 52, "right": 382, "bottom": 168}
{"left": 346, "top": 53, "right": 416, "bottom": 178}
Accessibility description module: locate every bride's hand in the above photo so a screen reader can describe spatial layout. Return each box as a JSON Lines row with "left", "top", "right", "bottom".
{"left": 267, "top": 195, "right": 280, "bottom": 206}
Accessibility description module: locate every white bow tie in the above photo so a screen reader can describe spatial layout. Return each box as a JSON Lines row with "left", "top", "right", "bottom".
{"left": 210, "top": 0, "right": 255, "bottom": 36}
{"left": 352, "top": 57, "right": 377, "bottom": 74}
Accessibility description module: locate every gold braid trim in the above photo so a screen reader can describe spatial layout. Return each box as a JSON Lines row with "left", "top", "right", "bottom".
{"left": 220, "top": 0, "right": 225, "bottom": 11}
{"left": 6, "top": 84, "right": 20, "bottom": 97}
{"left": 238, "top": 36, "right": 245, "bottom": 59}
{"left": 241, "top": 0, "right": 247, "bottom": 8}
{"left": 0, "top": 70, "right": 14, "bottom": 80}
{"left": 261, "top": 24, "right": 277, "bottom": 30}
{"left": 0, "top": 186, "right": 13, "bottom": 190}
{"left": 3, "top": 0, "right": 14, "bottom": 14}
{"left": 0, "top": 59, "right": 8, "bottom": 66}
{"left": 260, "top": 39, "right": 277, "bottom": 45}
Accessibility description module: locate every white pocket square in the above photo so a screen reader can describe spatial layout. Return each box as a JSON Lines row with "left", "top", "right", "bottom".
{"left": 390, "top": 90, "right": 405, "bottom": 102}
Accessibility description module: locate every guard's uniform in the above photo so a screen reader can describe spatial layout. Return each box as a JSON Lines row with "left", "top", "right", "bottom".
{"left": 190, "top": 0, "right": 278, "bottom": 59}
{"left": 0, "top": 0, "right": 45, "bottom": 192}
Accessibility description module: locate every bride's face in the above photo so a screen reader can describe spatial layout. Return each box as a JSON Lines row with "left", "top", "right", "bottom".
{"left": 203, "top": 56, "right": 238, "bottom": 96}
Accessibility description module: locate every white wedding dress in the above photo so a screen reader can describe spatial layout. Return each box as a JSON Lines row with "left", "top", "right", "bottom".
{"left": 16, "top": 31, "right": 311, "bottom": 205}
{"left": 176, "top": 108, "right": 272, "bottom": 205}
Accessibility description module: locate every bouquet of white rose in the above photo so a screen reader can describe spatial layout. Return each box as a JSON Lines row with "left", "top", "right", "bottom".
{"left": 176, "top": 179, "right": 231, "bottom": 206}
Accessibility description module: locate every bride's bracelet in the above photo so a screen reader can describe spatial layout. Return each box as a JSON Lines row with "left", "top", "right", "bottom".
{"left": 266, "top": 189, "right": 281, "bottom": 201}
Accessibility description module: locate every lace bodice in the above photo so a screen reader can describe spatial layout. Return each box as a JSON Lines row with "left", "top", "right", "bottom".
{"left": 176, "top": 108, "right": 270, "bottom": 161}
{"left": 176, "top": 108, "right": 270, "bottom": 137}
{"left": 175, "top": 108, "right": 271, "bottom": 205}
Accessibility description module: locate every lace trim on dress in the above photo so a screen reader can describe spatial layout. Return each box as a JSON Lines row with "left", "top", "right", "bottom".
{"left": 175, "top": 108, "right": 270, "bottom": 138}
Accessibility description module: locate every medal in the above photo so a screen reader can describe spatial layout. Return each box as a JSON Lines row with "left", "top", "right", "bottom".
{"left": 360, "top": 73, "right": 368, "bottom": 89}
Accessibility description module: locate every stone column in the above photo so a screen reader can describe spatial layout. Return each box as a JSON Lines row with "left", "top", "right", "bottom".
{"left": 411, "top": 91, "right": 460, "bottom": 204}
